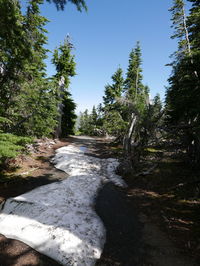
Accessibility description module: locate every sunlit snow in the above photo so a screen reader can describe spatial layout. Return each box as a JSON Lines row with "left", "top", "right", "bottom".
{"left": 0, "top": 144, "right": 126, "bottom": 265}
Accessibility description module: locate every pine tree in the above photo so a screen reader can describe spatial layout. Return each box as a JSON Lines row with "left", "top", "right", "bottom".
{"left": 142, "top": 94, "right": 163, "bottom": 146}
{"left": 124, "top": 42, "right": 143, "bottom": 100}
{"left": 78, "top": 109, "right": 91, "bottom": 135}
{"left": 61, "top": 91, "right": 77, "bottom": 137}
{"left": 25, "top": 0, "right": 48, "bottom": 78}
{"left": 46, "top": 0, "right": 87, "bottom": 11}
{"left": 122, "top": 43, "right": 149, "bottom": 167}
{"left": 187, "top": 0, "right": 200, "bottom": 78}
{"left": 0, "top": 0, "right": 88, "bottom": 166}
{"left": 0, "top": 0, "right": 32, "bottom": 118}
{"left": 12, "top": 78, "right": 58, "bottom": 137}
{"left": 103, "top": 67, "right": 124, "bottom": 106}
{"left": 102, "top": 67, "right": 126, "bottom": 137}
{"left": 7, "top": 0, "right": 58, "bottom": 137}
{"left": 169, "top": 0, "right": 191, "bottom": 59}
{"left": 166, "top": 0, "right": 200, "bottom": 165}
{"left": 52, "top": 37, "right": 76, "bottom": 138}
{"left": 91, "top": 106, "right": 98, "bottom": 125}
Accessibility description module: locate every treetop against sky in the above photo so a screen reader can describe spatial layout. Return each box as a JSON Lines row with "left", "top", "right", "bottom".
{"left": 39, "top": 0, "right": 190, "bottom": 112}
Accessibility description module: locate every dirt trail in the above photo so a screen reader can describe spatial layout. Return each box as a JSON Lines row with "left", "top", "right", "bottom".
{"left": 0, "top": 136, "right": 198, "bottom": 265}
{"left": 95, "top": 184, "right": 196, "bottom": 266}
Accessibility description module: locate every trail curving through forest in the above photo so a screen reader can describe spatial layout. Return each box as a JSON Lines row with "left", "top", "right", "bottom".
{"left": 0, "top": 137, "right": 126, "bottom": 265}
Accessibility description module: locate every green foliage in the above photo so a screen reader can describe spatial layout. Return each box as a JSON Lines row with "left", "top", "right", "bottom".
{"left": 102, "top": 67, "right": 126, "bottom": 136}
{"left": 103, "top": 110, "right": 127, "bottom": 137}
{"left": 78, "top": 109, "right": 91, "bottom": 135}
{"left": 0, "top": 0, "right": 31, "bottom": 115}
{"left": 15, "top": 80, "right": 58, "bottom": 137}
{"left": 61, "top": 91, "right": 77, "bottom": 137}
{"left": 46, "top": 0, "right": 87, "bottom": 11}
{"left": 0, "top": 0, "right": 84, "bottom": 170}
{"left": 52, "top": 38, "right": 77, "bottom": 138}
{"left": 124, "top": 42, "right": 144, "bottom": 100}
{"left": 25, "top": 0, "right": 48, "bottom": 78}
{"left": 0, "top": 0, "right": 56, "bottom": 137}
{"left": 77, "top": 107, "right": 104, "bottom": 136}
{"left": 140, "top": 94, "right": 163, "bottom": 146}
{"left": 166, "top": 0, "right": 200, "bottom": 165}
{"left": 0, "top": 133, "right": 32, "bottom": 165}
{"left": 52, "top": 37, "right": 76, "bottom": 88}
{"left": 103, "top": 67, "right": 124, "bottom": 106}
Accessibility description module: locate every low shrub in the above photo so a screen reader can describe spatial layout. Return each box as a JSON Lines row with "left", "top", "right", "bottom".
{"left": 0, "top": 133, "right": 33, "bottom": 168}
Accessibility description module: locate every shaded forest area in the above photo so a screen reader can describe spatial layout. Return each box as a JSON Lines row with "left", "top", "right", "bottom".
{"left": 0, "top": 0, "right": 200, "bottom": 264}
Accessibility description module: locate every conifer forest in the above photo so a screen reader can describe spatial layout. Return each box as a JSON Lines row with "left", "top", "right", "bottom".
{"left": 0, "top": 1, "right": 199, "bottom": 265}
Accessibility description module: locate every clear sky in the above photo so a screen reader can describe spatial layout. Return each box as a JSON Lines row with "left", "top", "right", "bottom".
{"left": 40, "top": 0, "right": 182, "bottom": 113}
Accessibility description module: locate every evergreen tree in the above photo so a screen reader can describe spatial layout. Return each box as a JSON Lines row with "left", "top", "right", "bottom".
{"left": 52, "top": 37, "right": 76, "bottom": 88}
{"left": 0, "top": 0, "right": 88, "bottom": 166}
{"left": 187, "top": 0, "right": 200, "bottom": 78}
{"left": 0, "top": 0, "right": 57, "bottom": 137}
{"left": 142, "top": 94, "right": 163, "bottom": 146}
{"left": 78, "top": 107, "right": 104, "bottom": 136}
{"left": 52, "top": 37, "right": 76, "bottom": 138}
{"left": 25, "top": 0, "right": 48, "bottom": 78}
{"left": 91, "top": 106, "right": 98, "bottom": 125}
{"left": 61, "top": 91, "right": 77, "bottom": 136}
{"left": 122, "top": 43, "right": 150, "bottom": 167}
{"left": 46, "top": 0, "right": 87, "bottom": 11}
{"left": 166, "top": 0, "right": 200, "bottom": 164}
{"left": 0, "top": 0, "right": 31, "bottom": 117}
{"left": 103, "top": 67, "right": 124, "bottom": 106}
{"left": 103, "top": 110, "right": 127, "bottom": 138}
{"left": 12, "top": 79, "right": 58, "bottom": 137}
{"left": 169, "top": 0, "right": 191, "bottom": 60}
{"left": 78, "top": 109, "right": 90, "bottom": 135}
{"left": 101, "top": 67, "right": 126, "bottom": 137}
{"left": 124, "top": 42, "right": 143, "bottom": 100}
{"left": 8, "top": 0, "right": 57, "bottom": 136}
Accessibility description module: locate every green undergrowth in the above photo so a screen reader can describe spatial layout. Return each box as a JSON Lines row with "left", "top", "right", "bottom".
{"left": 0, "top": 133, "right": 33, "bottom": 167}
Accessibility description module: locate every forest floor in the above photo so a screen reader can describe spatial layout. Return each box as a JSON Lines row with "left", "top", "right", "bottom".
{"left": 0, "top": 136, "right": 199, "bottom": 266}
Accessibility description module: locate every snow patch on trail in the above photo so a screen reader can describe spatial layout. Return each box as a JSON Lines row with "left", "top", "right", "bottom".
{"left": 0, "top": 144, "right": 126, "bottom": 265}
{"left": 52, "top": 145, "right": 126, "bottom": 187}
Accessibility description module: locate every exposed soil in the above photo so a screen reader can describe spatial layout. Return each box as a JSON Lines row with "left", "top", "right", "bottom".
{"left": 0, "top": 234, "right": 61, "bottom": 266}
{"left": 0, "top": 136, "right": 199, "bottom": 266}
{"left": 95, "top": 183, "right": 144, "bottom": 266}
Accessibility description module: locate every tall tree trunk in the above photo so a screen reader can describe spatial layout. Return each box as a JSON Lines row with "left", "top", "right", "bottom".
{"left": 182, "top": 5, "right": 199, "bottom": 79}
{"left": 55, "top": 76, "right": 65, "bottom": 138}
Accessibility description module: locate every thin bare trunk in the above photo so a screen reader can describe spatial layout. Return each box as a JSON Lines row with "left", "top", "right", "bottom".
{"left": 123, "top": 113, "right": 137, "bottom": 155}
{"left": 182, "top": 5, "right": 199, "bottom": 78}
{"left": 55, "top": 76, "right": 65, "bottom": 138}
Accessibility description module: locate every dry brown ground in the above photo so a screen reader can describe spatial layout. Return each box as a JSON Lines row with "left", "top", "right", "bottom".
{"left": 123, "top": 157, "right": 200, "bottom": 266}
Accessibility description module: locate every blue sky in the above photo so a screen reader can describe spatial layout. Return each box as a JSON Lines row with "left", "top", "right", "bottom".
{"left": 40, "top": 0, "right": 182, "bottom": 112}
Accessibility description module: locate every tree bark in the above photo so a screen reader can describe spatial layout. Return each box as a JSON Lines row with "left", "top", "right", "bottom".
{"left": 123, "top": 113, "right": 137, "bottom": 156}
{"left": 182, "top": 5, "right": 199, "bottom": 79}
{"left": 55, "top": 76, "right": 65, "bottom": 139}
